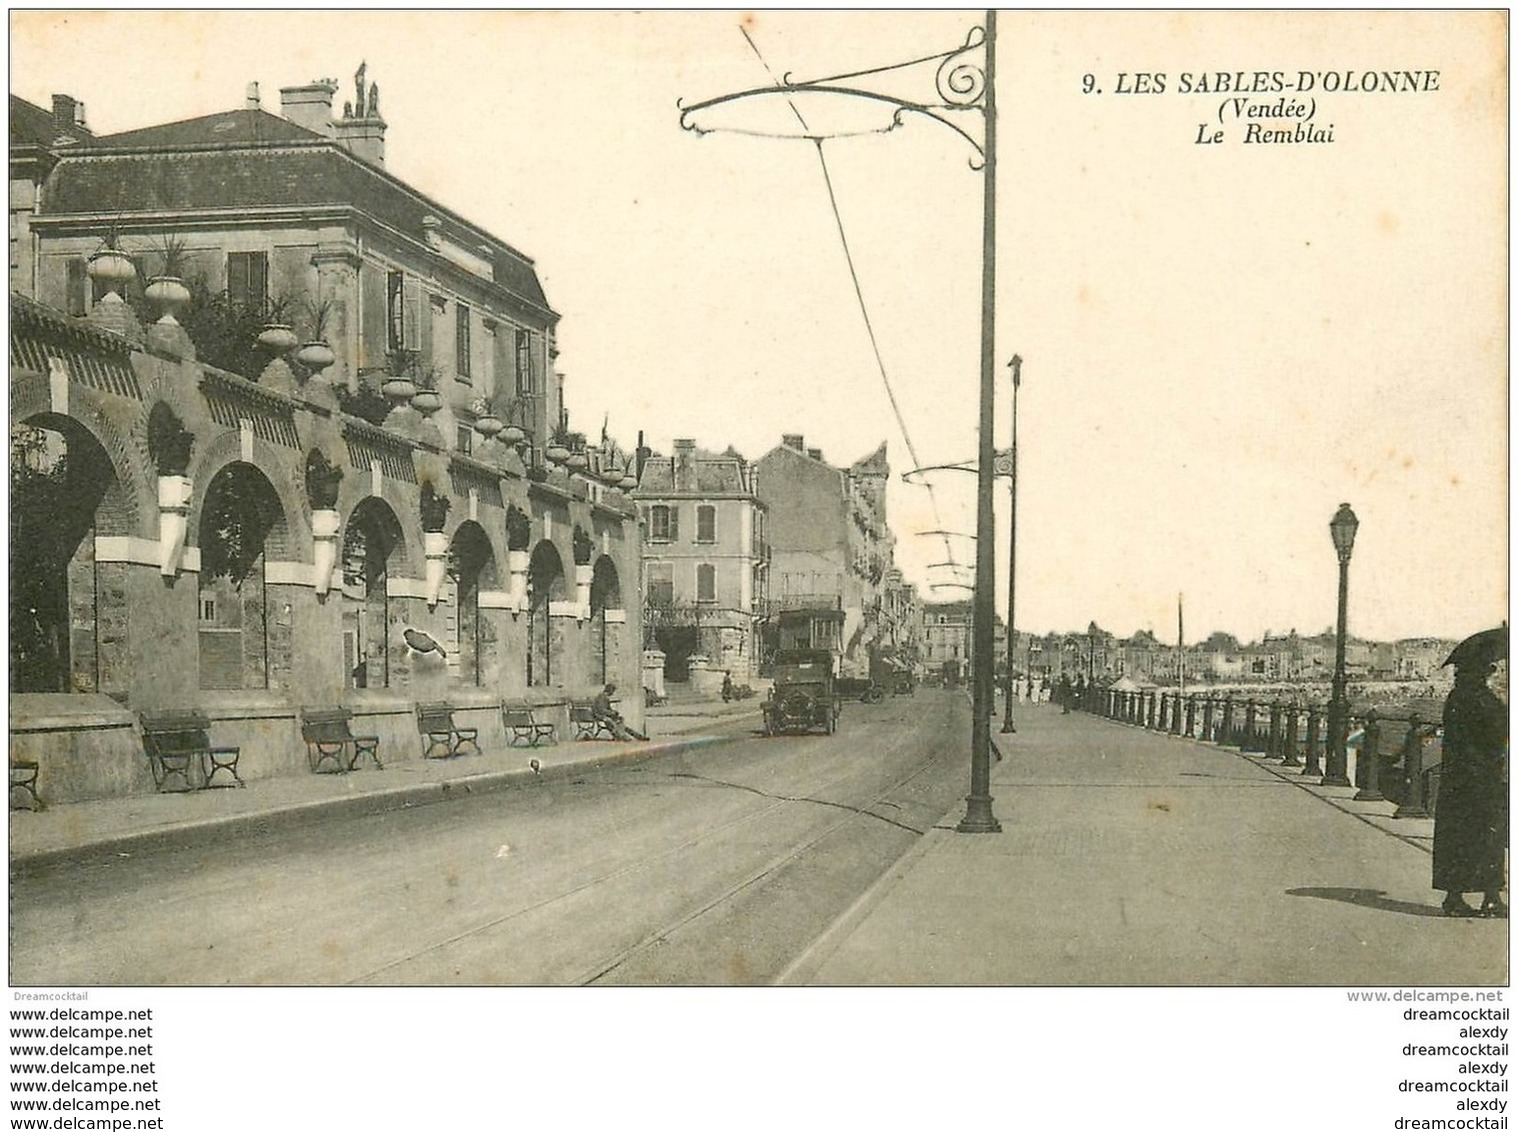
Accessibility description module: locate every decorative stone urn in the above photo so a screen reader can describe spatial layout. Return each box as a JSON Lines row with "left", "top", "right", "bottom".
{"left": 295, "top": 341, "right": 336, "bottom": 374}
{"left": 86, "top": 250, "right": 136, "bottom": 302}
{"left": 259, "top": 324, "right": 299, "bottom": 353}
{"left": 144, "top": 276, "right": 191, "bottom": 325}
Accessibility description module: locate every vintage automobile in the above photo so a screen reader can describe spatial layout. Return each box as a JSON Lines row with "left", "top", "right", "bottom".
{"left": 762, "top": 648, "right": 841, "bottom": 736}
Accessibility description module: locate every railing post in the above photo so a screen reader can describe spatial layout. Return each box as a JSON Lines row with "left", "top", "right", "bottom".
{"left": 1281, "top": 703, "right": 1302, "bottom": 767}
{"left": 1148, "top": 691, "right": 1158, "bottom": 730}
{"left": 1185, "top": 694, "right": 1196, "bottom": 738}
{"left": 1221, "top": 695, "right": 1235, "bottom": 746}
{"left": 1243, "top": 700, "right": 1259, "bottom": 751}
{"left": 1394, "top": 713, "right": 1430, "bottom": 819}
{"left": 1354, "top": 708, "right": 1383, "bottom": 802}
{"left": 1202, "top": 696, "right": 1215, "bottom": 743}
{"left": 1303, "top": 703, "right": 1324, "bottom": 777}
{"left": 1268, "top": 700, "right": 1283, "bottom": 759}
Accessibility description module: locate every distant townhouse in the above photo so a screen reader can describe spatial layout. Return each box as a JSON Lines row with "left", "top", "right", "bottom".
{"left": 631, "top": 440, "right": 768, "bottom": 681}
{"left": 755, "top": 434, "right": 897, "bottom": 677}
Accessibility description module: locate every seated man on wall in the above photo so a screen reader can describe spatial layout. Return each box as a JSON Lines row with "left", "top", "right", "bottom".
{"left": 594, "top": 683, "right": 648, "bottom": 741}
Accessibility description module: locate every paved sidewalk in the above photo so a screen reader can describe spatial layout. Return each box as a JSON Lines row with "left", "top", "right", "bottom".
{"left": 9, "top": 696, "right": 762, "bottom": 870}
{"left": 781, "top": 703, "right": 1507, "bottom": 986}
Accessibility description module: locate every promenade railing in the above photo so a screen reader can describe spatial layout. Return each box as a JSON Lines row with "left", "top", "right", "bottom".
{"left": 1075, "top": 686, "right": 1441, "bottom": 818}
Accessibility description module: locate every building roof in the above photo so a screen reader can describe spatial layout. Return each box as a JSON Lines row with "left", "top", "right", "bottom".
{"left": 851, "top": 441, "right": 889, "bottom": 476}
{"left": 97, "top": 107, "right": 324, "bottom": 148}
{"left": 634, "top": 448, "right": 755, "bottom": 496}
{"left": 37, "top": 113, "right": 550, "bottom": 312}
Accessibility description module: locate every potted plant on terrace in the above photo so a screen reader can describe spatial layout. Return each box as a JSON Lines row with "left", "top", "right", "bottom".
{"left": 419, "top": 481, "right": 453, "bottom": 608}
{"left": 145, "top": 233, "right": 193, "bottom": 324}
{"left": 545, "top": 422, "right": 573, "bottom": 465}
{"left": 409, "top": 364, "right": 443, "bottom": 417}
{"left": 257, "top": 294, "right": 298, "bottom": 354}
{"left": 382, "top": 348, "right": 419, "bottom": 402}
{"left": 471, "top": 396, "right": 504, "bottom": 439}
{"left": 306, "top": 449, "right": 345, "bottom": 597}
{"left": 147, "top": 403, "right": 195, "bottom": 577}
{"left": 86, "top": 218, "right": 136, "bottom": 302}
{"left": 294, "top": 297, "right": 336, "bottom": 373}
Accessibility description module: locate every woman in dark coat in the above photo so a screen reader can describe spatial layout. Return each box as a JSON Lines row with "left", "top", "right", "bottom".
{"left": 1432, "top": 661, "right": 1508, "bottom": 917}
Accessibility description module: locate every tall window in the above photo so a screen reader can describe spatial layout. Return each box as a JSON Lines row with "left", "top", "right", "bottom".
{"left": 387, "top": 270, "right": 418, "bottom": 352}
{"left": 696, "top": 563, "right": 717, "bottom": 604}
{"left": 227, "top": 251, "right": 268, "bottom": 312}
{"left": 649, "top": 505, "right": 677, "bottom": 543}
{"left": 456, "top": 301, "right": 472, "bottom": 379}
{"left": 515, "top": 329, "right": 532, "bottom": 394}
{"left": 696, "top": 505, "right": 716, "bottom": 544}
{"left": 647, "top": 562, "right": 674, "bottom": 607}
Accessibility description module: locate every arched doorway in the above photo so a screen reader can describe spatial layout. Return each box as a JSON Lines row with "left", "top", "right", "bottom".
{"left": 9, "top": 418, "right": 118, "bottom": 693}
{"left": 526, "top": 541, "right": 565, "bottom": 687}
{"left": 590, "top": 555, "right": 622, "bottom": 686}
{"left": 341, "top": 499, "right": 404, "bottom": 689}
{"left": 197, "top": 463, "right": 285, "bottom": 690}
{"left": 446, "top": 522, "right": 498, "bottom": 686}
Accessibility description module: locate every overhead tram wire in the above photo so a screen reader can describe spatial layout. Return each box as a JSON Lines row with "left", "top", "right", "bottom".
{"left": 739, "top": 26, "right": 960, "bottom": 574}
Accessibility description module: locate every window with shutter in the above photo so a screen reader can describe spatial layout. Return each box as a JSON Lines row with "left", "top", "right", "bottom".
{"left": 647, "top": 562, "right": 674, "bottom": 606}
{"left": 456, "top": 302, "right": 472, "bottom": 380}
{"left": 515, "top": 329, "right": 533, "bottom": 394}
{"left": 696, "top": 505, "right": 716, "bottom": 544}
{"left": 227, "top": 251, "right": 268, "bottom": 312}
{"left": 650, "top": 505, "right": 672, "bottom": 543}
{"left": 696, "top": 564, "right": 716, "bottom": 603}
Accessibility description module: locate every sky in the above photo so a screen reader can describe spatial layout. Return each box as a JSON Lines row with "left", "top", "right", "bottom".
{"left": 11, "top": 10, "right": 1509, "bottom": 645}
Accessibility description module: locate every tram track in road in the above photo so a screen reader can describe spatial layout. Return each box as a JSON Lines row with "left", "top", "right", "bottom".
{"left": 348, "top": 694, "right": 965, "bottom": 986}
{"left": 572, "top": 736, "right": 953, "bottom": 985}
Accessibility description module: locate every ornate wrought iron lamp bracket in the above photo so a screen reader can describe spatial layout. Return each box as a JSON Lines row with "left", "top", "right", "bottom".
{"left": 678, "top": 26, "right": 988, "bottom": 167}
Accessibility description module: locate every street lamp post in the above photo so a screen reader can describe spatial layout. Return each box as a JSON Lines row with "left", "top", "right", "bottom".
{"left": 1321, "top": 502, "right": 1359, "bottom": 786}
{"left": 1000, "top": 355, "right": 1021, "bottom": 734}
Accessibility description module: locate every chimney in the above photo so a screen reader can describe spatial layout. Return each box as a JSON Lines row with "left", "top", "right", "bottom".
{"left": 673, "top": 439, "right": 696, "bottom": 492}
{"left": 51, "top": 94, "right": 84, "bottom": 133}
{"left": 245, "top": 82, "right": 261, "bottom": 111}
{"left": 782, "top": 434, "right": 804, "bottom": 452}
{"left": 279, "top": 79, "right": 338, "bottom": 136}
{"left": 807, "top": 448, "right": 824, "bottom": 462}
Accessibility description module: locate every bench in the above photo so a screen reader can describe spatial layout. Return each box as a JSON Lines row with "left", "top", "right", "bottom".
{"left": 10, "top": 760, "right": 44, "bottom": 811}
{"left": 300, "top": 707, "right": 383, "bottom": 774}
{"left": 139, "top": 710, "right": 243, "bottom": 792}
{"left": 502, "top": 703, "right": 556, "bottom": 748}
{"left": 417, "top": 702, "right": 481, "bottom": 760}
{"left": 569, "top": 700, "right": 617, "bottom": 741}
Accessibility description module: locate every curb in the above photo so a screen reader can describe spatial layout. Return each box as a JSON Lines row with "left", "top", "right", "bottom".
{"left": 9, "top": 728, "right": 752, "bottom": 875}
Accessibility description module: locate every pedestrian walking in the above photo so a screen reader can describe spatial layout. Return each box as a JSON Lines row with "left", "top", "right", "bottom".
{"left": 1432, "top": 630, "right": 1508, "bottom": 918}
{"left": 1059, "top": 674, "right": 1073, "bottom": 715}
{"left": 721, "top": 671, "right": 733, "bottom": 702}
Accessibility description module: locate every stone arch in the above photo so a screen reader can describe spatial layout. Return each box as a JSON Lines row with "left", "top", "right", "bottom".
{"left": 10, "top": 377, "right": 147, "bottom": 537}
{"left": 195, "top": 462, "right": 286, "bottom": 690}
{"left": 10, "top": 414, "right": 121, "bottom": 693}
{"left": 526, "top": 538, "right": 566, "bottom": 687}
{"left": 341, "top": 496, "right": 406, "bottom": 689}
{"left": 589, "top": 554, "right": 622, "bottom": 687}
{"left": 447, "top": 520, "right": 499, "bottom": 687}
{"left": 188, "top": 430, "right": 302, "bottom": 561}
